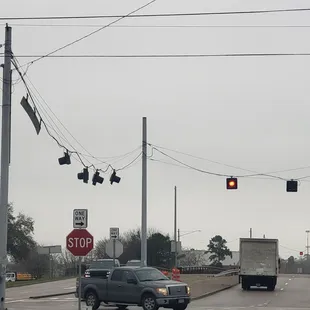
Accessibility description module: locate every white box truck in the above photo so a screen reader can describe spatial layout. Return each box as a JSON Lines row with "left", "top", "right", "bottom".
{"left": 239, "top": 238, "right": 280, "bottom": 291}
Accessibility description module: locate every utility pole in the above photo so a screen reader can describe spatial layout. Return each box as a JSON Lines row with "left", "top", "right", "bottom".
{"left": 249, "top": 228, "right": 252, "bottom": 238}
{"left": 141, "top": 117, "right": 147, "bottom": 267}
{"left": 0, "top": 24, "right": 12, "bottom": 310}
{"left": 174, "top": 186, "right": 177, "bottom": 267}
{"left": 306, "top": 230, "right": 310, "bottom": 260}
{"left": 178, "top": 229, "right": 180, "bottom": 243}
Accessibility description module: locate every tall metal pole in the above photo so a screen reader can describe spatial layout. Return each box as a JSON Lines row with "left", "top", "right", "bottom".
{"left": 141, "top": 117, "right": 147, "bottom": 267}
{"left": 0, "top": 25, "right": 12, "bottom": 310}
{"left": 306, "top": 230, "right": 310, "bottom": 260}
{"left": 178, "top": 229, "right": 180, "bottom": 243}
{"left": 113, "top": 238, "right": 116, "bottom": 267}
{"left": 78, "top": 256, "right": 82, "bottom": 310}
{"left": 250, "top": 228, "right": 252, "bottom": 238}
{"left": 174, "top": 186, "right": 177, "bottom": 267}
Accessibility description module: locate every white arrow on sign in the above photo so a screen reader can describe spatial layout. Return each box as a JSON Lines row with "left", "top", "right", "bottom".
{"left": 105, "top": 239, "right": 123, "bottom": 258}
{"left": 73, "top": 209, "right": 88, "bottom": 229}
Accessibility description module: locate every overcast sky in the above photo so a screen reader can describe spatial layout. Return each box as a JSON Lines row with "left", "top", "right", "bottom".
{"left": 1, "top": 0, "right": 310, "bottom": 259}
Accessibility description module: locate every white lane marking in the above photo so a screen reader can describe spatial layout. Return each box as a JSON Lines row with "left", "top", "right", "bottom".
{"left": 6, "top": 299, "right": 26, "bottom": 303}
{"left": 285, "top": 282, "right": 288, "bottom": 285}
{"left": 281, "top": 287, "right": 284, "bottom": 291}
{"left": 289, "top": 278, "right": 292, "bottom": 280}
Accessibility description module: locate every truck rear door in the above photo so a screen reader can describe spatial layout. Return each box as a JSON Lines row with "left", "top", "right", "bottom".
{"left": 241, "top": 240, "right": 277, "bottom": 276}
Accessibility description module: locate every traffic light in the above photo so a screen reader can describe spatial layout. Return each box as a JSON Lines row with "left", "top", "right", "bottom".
{"left": 226, "top": 177, "right": 238, "bottom": 190}
{"left": 77, "top": 168, "right": 89, "bottom": 184}
{"left": 286, "top": 180, "right": 298, "bottom": 192}
{"left": 110, "top": 170, "right": 121, "bottom": 185}
{"left": 92, "top": 171, "right": 104, "bottom": 186}
{"left": 58, "top": 152, "right": 71, "bottom": 165}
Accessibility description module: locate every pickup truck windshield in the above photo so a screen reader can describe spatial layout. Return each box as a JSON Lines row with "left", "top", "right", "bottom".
{"left": 89, "top": 261, "right": 119, "bottom": 269}
{"left": 135, "top": 269, "right": 168, "bottom": 282}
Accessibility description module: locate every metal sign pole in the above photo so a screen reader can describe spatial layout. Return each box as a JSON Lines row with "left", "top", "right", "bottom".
{"left": 78, "top": 256, "right": 82, "bottom": 310}
{"left": 113, "top": 238, "right": 116, "bottom": 267}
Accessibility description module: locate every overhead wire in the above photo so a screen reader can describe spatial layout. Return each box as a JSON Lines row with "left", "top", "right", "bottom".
{"left": 11, "top": 56, "right": 142, "bottom": 174}
{"left": 4, "top": 23, "right": 310, "bottom": 28}
{"left": 1, "top": 7, "right": 310, "bottom": 21}
{"left": 148, "top": 144, "right": 310, "bottom": 182}
{"left": 149, "top": 143, "right": 310, "bottom": 176}
{"left": 12, "top": 53, "right": 310, "bottom": 59}
{"left": 21, "top": 0, "right": 158, "bottom": 68}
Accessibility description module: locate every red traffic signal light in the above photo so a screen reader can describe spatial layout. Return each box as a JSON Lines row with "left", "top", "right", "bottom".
{"left": 226, "top": 177, "right": 238, "bottom": 190}
{"left": 300, "top": 251, "right": 303, "bottom": 256}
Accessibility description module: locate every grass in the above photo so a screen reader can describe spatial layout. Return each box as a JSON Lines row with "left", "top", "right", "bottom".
{"left": 6, "top": 276, "right": 75, "bottom": 288}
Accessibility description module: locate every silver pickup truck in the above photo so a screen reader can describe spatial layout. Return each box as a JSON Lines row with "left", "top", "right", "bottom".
{"left": 76, "top": 266, "right": 191, "bottom": 310}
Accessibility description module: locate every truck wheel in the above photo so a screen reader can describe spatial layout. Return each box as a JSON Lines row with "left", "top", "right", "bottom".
{"left": 142, "top": 294, "right": 158, "bottom": 310}
{"left": 85, "top": 290, "right": 100, "bottom": 310}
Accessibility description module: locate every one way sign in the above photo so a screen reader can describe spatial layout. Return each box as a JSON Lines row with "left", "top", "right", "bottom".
{"left": 73, "top": 209, "right": 88, "bottom": 229}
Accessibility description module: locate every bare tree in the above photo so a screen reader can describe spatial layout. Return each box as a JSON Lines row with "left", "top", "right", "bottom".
{"left": 179, "top": 249, "right": 205, "bottom": 266}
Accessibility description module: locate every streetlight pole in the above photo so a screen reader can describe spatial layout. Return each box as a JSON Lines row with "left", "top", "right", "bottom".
{"left": 174, "top": 186, "right": 177, "bottom": 268}
{"left": 306, "top": 230, "right": 310, "bottom": 260}
{"left": 141, "top": 117, "right": 147, "bottom": 267}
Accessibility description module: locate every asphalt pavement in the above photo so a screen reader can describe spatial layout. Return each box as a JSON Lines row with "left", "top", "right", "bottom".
{"left": 6, "top": 274, "right": 310, "bottom": 310}
{"left": 6, "top": 278, "right": 76, "bottom": 300}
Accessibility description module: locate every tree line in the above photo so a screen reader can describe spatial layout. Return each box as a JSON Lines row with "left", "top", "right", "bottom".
{"left": 8, "top": 204, "right": 233, "bottom": 277}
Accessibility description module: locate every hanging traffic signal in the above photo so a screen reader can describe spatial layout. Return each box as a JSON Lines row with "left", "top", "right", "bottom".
{"left": 92, "top": 171, "right": 104, "bottom": 186}
{"left": 286, "top": 180, "right": 298, "bottom": 192}
{"left": 77, "top": 168, "right": 89, "bottom": 184}
{"left": 58, "top": 152, "right": 71, "bottom": 165}
{"left": 226, "top": 177, "right": 238, "bottom": 190}
{"left": 110, "top": 170, "right": 121, "bottom": 185}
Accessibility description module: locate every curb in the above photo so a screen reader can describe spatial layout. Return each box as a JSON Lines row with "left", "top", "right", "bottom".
{"left": 191, "top": 283, "right": 239, "bottom": 301}
{"left": 29, "top": 291, "right": 75, "bottom": 299}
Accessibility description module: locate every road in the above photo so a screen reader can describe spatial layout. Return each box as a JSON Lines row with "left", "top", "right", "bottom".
{"left": 6, "top": 278, "right": 76, "bottom": 299}
{"left": 6, "top": 274, "right": 310, "bottom": 310}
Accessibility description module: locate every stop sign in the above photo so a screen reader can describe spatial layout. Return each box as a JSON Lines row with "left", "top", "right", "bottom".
{"left": 66, "top": 229, "right": 94, "bottom": 256}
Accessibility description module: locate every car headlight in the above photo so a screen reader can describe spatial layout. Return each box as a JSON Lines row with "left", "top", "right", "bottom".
{"left": 186, "top": 286, "right": 191, "bottom": 295}
{"left": 156, "top": 288, "right": 168, "bottom": 296}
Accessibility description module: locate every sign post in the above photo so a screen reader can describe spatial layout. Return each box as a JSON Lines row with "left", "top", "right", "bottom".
{"left": 68, "top": 209, "right": 92, "bottom": 310}
{"left": 110, "top": 227, "right": 119, "bottom": 267}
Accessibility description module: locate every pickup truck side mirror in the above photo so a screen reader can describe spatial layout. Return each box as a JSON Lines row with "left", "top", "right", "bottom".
{"left": 127, "top": 278, "right": 137, "bottom": 284}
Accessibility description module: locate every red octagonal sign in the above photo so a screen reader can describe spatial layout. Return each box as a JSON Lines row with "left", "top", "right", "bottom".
{"left": 66, "top": 229, "right": 94, "bottom": 257}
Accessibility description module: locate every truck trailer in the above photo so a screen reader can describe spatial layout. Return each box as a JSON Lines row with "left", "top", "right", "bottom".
{"left": 239, "top": 238, "right": 280, "bottom": 291}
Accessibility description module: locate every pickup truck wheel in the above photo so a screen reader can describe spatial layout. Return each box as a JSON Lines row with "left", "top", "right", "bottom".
{"left": 142, "top": 294, "right": 158, "bottom": 310}
{"left": 85, "top": 290, "right": 100, "bottom": 310}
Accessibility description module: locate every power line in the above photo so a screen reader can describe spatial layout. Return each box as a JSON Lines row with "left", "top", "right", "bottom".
{"left": 11, "top": 57, "right": 141, "bottom": 180}
{"left": 1, "top": 7, "right": 310, "bottom": 21}
{"left": 24, "top": 0, "right": 157, "bottom": 67}
{"left": 11, "top": 53, "right": 310, "bottom": 59}
{"left": 149, "top": 144, "right": 310, "bottom": 183}
{"left": 4, "top": 23, "right": 310, "bottom": 28}
{"left": 149, "top": 143, "right": 310, "bottom": 176}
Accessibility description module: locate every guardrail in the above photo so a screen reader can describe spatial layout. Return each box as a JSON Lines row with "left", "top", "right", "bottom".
{"left": 213, "top": 269, "right": 239, "bottom": 277}
{"left": 178, "top": 266, "right": 239, "bottom": 274}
